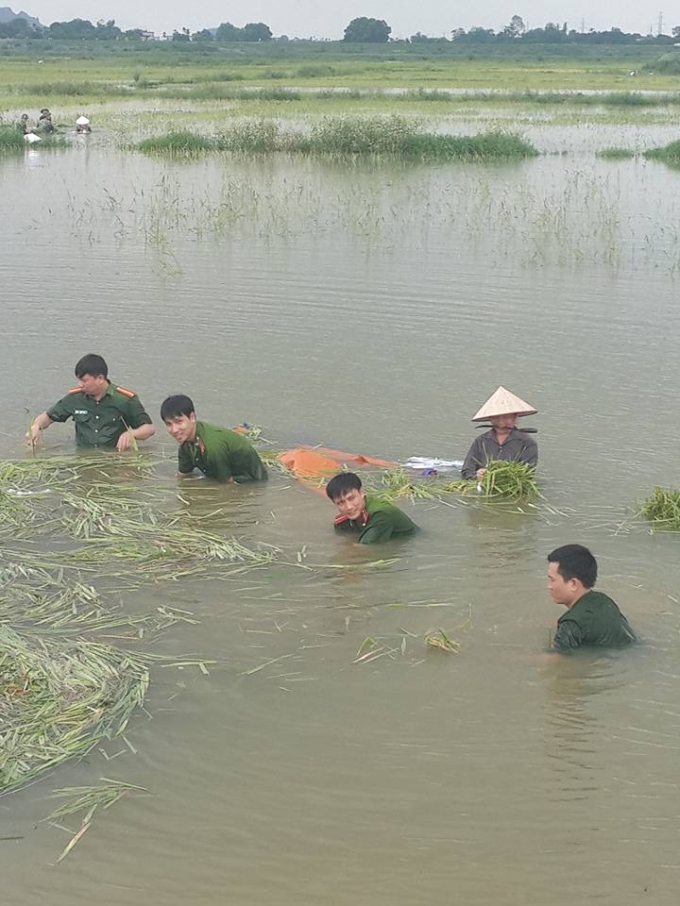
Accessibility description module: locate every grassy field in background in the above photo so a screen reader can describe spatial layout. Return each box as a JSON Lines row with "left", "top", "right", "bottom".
{"left": 0, "top": 42, "right": 679, "bottom": 95}
{"left": 1, "top": 42, "right": 678, "bottom": 143}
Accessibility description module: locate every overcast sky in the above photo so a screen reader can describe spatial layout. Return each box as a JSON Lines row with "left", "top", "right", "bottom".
{"left": 17, "top": 1, "right": 667, "bottom": 39}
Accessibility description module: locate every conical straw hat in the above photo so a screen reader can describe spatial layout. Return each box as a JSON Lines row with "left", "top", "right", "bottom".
{"left": 76, "top": 116, "right": 90, "bottom": 125}
{"left": 471, "top": 386, "right": 537, "bottom": 422}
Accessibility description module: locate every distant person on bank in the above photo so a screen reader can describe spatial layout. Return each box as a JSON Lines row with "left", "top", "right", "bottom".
{"left": 37, "top": 108, "right": 54, "bottom": 134}
{"left": 461, "top": 385, "right": 538, "bottom": 481}
{"left": 326, "top": 472, "right": 418, "bottom": 544}
{"left": 28, "top": 354, "right": 155, "bottom": 451}
{"left": 161, "top": 395, "right": 268, "bottom": 483}
{"left": 547, "top": 544, "right": 636, "bottom": 652}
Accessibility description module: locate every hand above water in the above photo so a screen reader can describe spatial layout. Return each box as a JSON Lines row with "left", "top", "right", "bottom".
{"left": 116, "top": 430, "right": 135, "bottom": 452}
{"left": 26, "top": 412, "right": 51, "bottom": 445}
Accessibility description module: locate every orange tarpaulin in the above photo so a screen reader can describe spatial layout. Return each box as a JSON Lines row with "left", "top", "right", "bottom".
{"left": 277, "top": 447, "right": 397, "bottom": 494}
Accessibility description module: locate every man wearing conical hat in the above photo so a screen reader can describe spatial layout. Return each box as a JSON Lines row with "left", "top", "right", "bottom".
{"left": 461, "top": 386, "right": 538, "bottom": 480}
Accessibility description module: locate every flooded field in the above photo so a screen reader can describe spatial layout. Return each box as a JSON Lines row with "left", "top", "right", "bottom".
{"left": 2, "top": 106, "right": 680, "bottom": 905}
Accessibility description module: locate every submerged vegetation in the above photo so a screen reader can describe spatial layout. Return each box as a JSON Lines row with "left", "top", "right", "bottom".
{"left": 0, "top": 125, "right": 25, "bottom": 151}
{"left": 639, "top": 487, "right": 680, "bottom": 531}
{"left": 0, "top": 455, "right": 275, "bottom": 579}
{"left": 138, "top": 118, "right": 537, "bottom": 161}
{"left": 596, "top": 147, "right": 636, "bottom": 160}
{"left": 644, "top": 140, "right": 680, "bottom": 168}
{"left": 0, "top": 125, "right": 70, "bottom": 153}
{"left": 46, "top": 780, "right": 149, "bottom": 862}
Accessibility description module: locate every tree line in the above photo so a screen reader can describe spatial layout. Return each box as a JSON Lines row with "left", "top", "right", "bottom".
{"left": 1, "top": 14, "right": 679, "bottom": 45}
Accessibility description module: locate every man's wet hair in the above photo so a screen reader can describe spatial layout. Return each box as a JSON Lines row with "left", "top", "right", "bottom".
{"left": 160, "top": 394, "right": 195, "bottom": 422}
{"left": 326, "top": 471, "right": 362, "bottom": 501}
{"left": 547, "top": 544, "right": 597, "bottom": 588}
{"left": 75, "top": 354, "right": 108, "bottom": 379}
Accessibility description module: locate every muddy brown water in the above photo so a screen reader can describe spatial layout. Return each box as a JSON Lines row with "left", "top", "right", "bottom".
{"left": 1, "top": 137, "right": 680, "bottom": 904}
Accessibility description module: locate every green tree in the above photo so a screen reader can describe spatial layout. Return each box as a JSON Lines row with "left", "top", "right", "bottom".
{"left": 216, "top": 21, "right": 242, "bottom": 41}
{"left": 0, "top": 17, "right": 34, "bottom": 38}
{"left": 461, "top": 26, "right": 496, "bottom": 43}
{"left": 523, "top": 23, "right": 567, "bottom": 43}
{"left": 409, "top": 32, "right": 447, "bottom": 44}
{"left": 95, "top": 19, "right": 121, "bottom": 39}
{"left": 192, "top": 28, "right": 214, "bottom": 42}
{"left": 241, "top": 22, "right": 272, "bottom": 41}
{"left": 502, "top": 15, "right": 525, "bottom": 38}
{"left": 49, "top": 18, "right": 97, "bottom": 39}
{"left": 343, "top": 17, "right": 391, "bottom": 43}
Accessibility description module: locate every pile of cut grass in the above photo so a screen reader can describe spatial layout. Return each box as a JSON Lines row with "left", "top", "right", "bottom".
{"left": 639, "top": 486, "right": 680, "bottom": 531}
{"left": 377, "top": 461, "right": 539, "bottom": 503}
{"left": 477, "top": 460, "right": 540, "bottom": 499}
{"left": 0, "top": 624, "right": 149, "bottom": 792}
{"left": 378, "top": 468, "right": 439, "bottom": 502}
{"left": 0, "top": 569, "right": 191, "bottom": 794}
{"left": 439, "top": 460, "right": 540, "bottom": 500}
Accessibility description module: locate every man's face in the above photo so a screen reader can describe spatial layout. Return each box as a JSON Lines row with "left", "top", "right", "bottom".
{"left": 332, "top": 487, "right": 366, "bottom": 521}
{"left": 164, "top": 413, "right": 197, "bottom": 445}
{"left": 78, "top": 373, "right": 107, "bottom": 398}
{"left": 490, "top": 413, "right": 518, "bottom": 432}
{"left": 547, "top": 562, "right": 578, "bottom": 608}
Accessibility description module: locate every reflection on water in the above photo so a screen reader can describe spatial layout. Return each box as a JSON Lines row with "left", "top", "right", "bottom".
{"left": 2, "top": 138, "right": 680, "bottom": 904}
{"left": 543, "top": 654, "right": 631, "bottom": 799}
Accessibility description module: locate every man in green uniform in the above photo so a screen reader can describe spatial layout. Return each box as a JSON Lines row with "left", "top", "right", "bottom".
{"left": 160, "top": 395, "right": 267, "bottom": 483}
{"left": 29, "top": 354, "right": 155, "bottom": 452}
{"left": 547, "top": 544, "right": 636, "bottom": 652}
{"left": 326, "top": 472, "right": 418, "bottom": 544}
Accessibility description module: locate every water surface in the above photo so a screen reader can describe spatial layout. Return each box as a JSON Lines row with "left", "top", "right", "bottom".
{"left": 1, "top": 137, "right": 679, "bottom": 905}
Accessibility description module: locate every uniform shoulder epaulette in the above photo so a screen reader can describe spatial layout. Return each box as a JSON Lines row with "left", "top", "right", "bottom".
{"left": 67, "top": 386, "right": 83, "bottom": 395}
{"left": 115, "top": 386, "right": 136, "bottom": 399}
{"left": 334, "top": 514, "right": 350, "bottom": 526}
